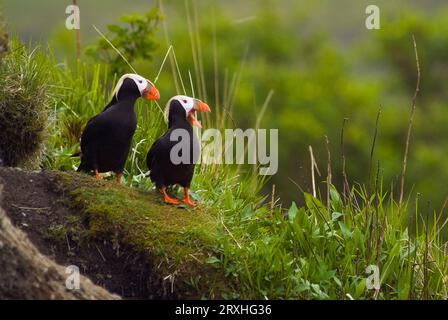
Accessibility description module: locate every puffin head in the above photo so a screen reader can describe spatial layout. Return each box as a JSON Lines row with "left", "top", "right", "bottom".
{"left": 112, "top": 73, "right": 160, "bottom": 102}
{"left": 166, "top": 95, "right": 211, "bottom": 128}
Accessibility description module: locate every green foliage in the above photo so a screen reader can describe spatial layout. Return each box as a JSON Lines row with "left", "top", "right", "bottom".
{"left": 162, "top": 2, "right": 383, "bottom": 203}
{"left": 373, "top": 9, "right": 448, "bottom": 209}
{"left": 85, "top": 8, "right": 162, "bottom": 75}
{"left": 377, "top": 9, "right": 448, "bottom": 99}
{"left": 156, "top": 2, "right": 448, "bottom": 212}
{"left": 0, "top": 39, "right": 52, "bottom": 169}
{"left": 212, "top": 184, "right": 448, "bottom": 299}
{"left": 4, "top": 0, "right": 448, "bottom": 211}
{"left": 18, "top": 1, "right": 448, "bottom": 300}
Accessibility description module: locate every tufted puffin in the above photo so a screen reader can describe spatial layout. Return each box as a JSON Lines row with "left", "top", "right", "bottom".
{"left": 146, "top": 95, "right": 211, "bottom": 206}
{"left": 76, "top": 73, "right": 160, "bottom": 183}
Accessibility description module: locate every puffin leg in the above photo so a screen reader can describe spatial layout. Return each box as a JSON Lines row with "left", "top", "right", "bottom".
{"left": 117, "top": 173, "right": 123, "bottom": 184}
{"left": 182, "top": 187, "right": 196, "bottom": 207}
{"left": 95, "top": 169, "right": 103, "bottom": 180}
{"left": 162, "top": 186, "right": 181, "bottom": 205}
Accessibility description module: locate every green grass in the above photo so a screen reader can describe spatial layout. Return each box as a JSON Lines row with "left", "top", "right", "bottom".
{"left": 214, "top": 184, "right": 448, "bottom": 299}
{"left": 0, "top": 39, "right": 52, "bottom": 168}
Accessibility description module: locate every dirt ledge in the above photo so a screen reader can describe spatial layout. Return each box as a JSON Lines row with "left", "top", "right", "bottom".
{"left": 0, "top": 167, "right": 230, "bottom": 299}
{"left": 0, "top": 187, "right": 118, "bottom": 299}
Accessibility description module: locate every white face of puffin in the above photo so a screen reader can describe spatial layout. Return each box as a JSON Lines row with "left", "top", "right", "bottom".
{"left": 173, "top": 95, "right": 196, "bottom": 114}
{"left": 165, "top": 95, "right": 211, "bottom": 128}
{"left": 112, "top": 73, "right": 160, "bottom": 101}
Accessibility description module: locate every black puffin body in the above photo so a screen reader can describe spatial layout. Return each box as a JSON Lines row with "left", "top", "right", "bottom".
{"left": 146, "top": 95, "right": 211, "bottom": 206}
{"left": 77, "top": 74, "right": 160, "bottom": 182}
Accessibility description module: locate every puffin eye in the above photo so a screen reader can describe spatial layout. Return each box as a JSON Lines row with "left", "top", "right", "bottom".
{"left": 138, "top": 80, "right": 143, "bottom": 84}
{"left": 183, "top": 100, "right": 187, "bottom": 104}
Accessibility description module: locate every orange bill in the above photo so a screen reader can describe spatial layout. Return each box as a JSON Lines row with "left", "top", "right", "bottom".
{"left": 143, "top": 85, "right": 160, "bottom": 101}
{"left": 188, "top": 112, "right": 202, "bottom": 128}
{"left": 188, "top": 100, "right": 211, "bottom": 128}
{"left": 195, "top": 101, "right": 211, "bottom": 113}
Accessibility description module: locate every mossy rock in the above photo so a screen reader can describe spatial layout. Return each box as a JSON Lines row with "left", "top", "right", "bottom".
{"left": 51, "top": 171, "right": 231, "bottom": 298}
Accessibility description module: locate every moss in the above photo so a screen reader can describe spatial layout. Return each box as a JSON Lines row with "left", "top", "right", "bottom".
{"left": 43, "top": 224, "right": 68, "bottom": 244}
{"left": 41, "top": 213, "right": 87, "bottom": 247}
{"left": 50, "top": 171, "right": 230, "bottom": 298}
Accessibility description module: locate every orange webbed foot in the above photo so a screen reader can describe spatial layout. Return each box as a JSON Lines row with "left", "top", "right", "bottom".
{"left": 95, "top": 170, "right": 103, "bottom": 180}
{"left": 183, "top": 198, "right": 197, "bottom": 207}
{"left": 162, "top": 186, "right": 181, "bottom": 205}
{"left": 182, "top": 187, "right": 197, "bottom": 207}
{"left": 165, "top": 196, "right": 182, "bottom": 205}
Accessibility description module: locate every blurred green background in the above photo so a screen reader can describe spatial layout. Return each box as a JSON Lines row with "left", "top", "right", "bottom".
{"left": 2, "top": 0, "right": 448, "bottom": 208}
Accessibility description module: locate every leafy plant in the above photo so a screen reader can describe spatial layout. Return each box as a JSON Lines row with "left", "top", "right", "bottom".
{"left": 85, "top": 8, "right": 162, "bottom": 75}
{"left": 211, "top": 181, "right": 448, "bottom": 299}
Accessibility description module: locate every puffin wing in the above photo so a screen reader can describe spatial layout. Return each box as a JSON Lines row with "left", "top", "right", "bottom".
{"left": 146, "top": 137, "right": 164, "bottom": 171}
{"left": 102, "top": 96, "right": 117, "bottom": 112}
{"left": 146, "top": 129, "right": 177, "bottom": 170}
{"left": 80, "top": 114, "right": 105, "bottom": 149}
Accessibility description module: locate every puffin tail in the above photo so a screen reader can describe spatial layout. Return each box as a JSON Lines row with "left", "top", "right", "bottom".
{"left": 77, "top": 161, "right": 87, "bottom": 172}
{"left": 74, "top": 152, "right": 88, "bottom": 173}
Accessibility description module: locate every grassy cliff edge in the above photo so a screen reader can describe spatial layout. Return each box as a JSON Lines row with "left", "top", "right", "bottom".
{"left": 51, "top": 171, "right": 231, "bottom": 298}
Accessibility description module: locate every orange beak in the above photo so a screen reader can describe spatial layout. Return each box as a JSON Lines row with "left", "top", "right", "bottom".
{"left": 188, "top": 100, "right": 211, "bottom": 128}
{"left": 143, "top": 85, "right": 160, "bottom": 101}
{"left": 195, "top": 101, "right": 211, "bottom": 113}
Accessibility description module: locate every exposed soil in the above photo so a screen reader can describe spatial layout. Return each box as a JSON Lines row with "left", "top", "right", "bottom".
{"left": 0, "top": 209, "right": 118, "bottom": 299}
{"left": 0, "top": 167, "right": 174, "bottom": 299}
{"left": 0, "top": 188, "right": 117, "bottom": 299}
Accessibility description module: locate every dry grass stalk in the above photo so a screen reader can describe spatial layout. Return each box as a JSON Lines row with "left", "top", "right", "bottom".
{"left": 399, "top": 34, "right": 421, "bottom": 208}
